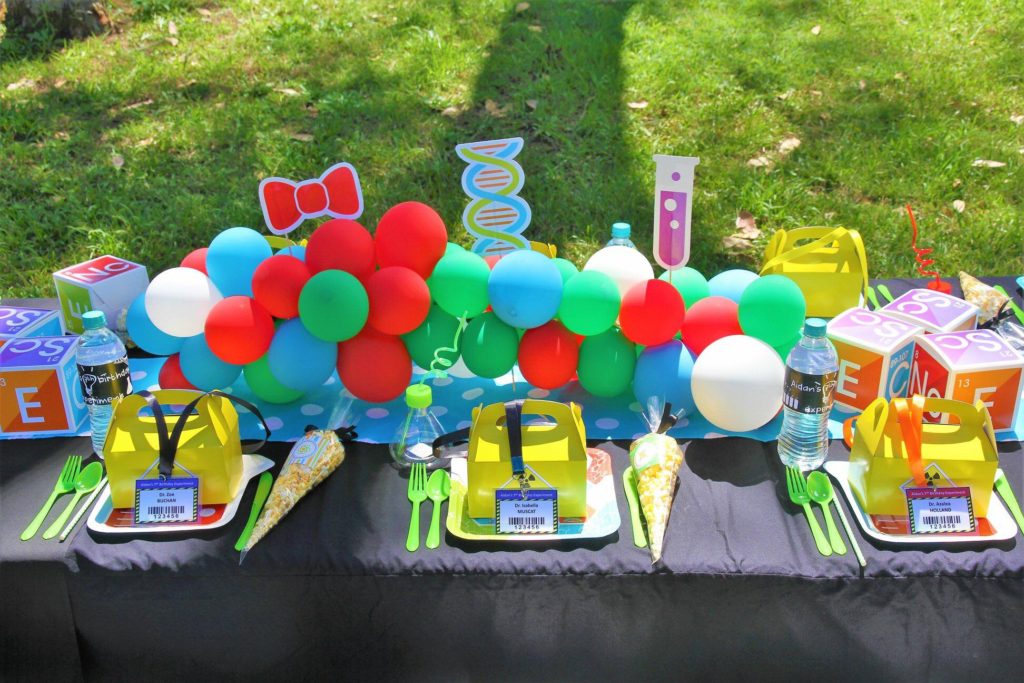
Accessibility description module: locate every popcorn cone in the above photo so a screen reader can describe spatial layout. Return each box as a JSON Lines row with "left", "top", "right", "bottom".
{"left": 242, "top": 429, "right": 346, "bottom": 559}
{"left": 629, "top": 432, "right": 684, "bottom": 564}
{"left": 959, "top": 271, "right": 1008, "bottom": 323}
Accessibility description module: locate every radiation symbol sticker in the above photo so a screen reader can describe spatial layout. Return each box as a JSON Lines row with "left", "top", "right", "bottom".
{"left": 899, "top": 462, "right": 957, "bottom": 493}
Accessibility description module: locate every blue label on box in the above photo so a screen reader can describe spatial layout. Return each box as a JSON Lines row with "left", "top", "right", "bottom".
{"left": 0, "top": 307, "right": 58, "bottom": 338}
{"left": 495, "top": 489, "right": 558, "bottom": 534}
{"left": 134, "top": 477, "right": 199, "bottom": 525}
{"left": 906, "top": 486, "right": 975, "bottom": 534}
{"left": 885, "top": 341, "right": 915, "bottom": 398}
{"left": 0, "top": 336, "right": 78, "bottom": 368}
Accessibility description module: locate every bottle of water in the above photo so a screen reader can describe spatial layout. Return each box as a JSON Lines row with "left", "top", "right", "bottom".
{"left": 778, "top": 318, "right": 839, "bottom": 470}
{"left": 390, "top": 385, "right": 444, "bottom": 469}
{"left": 606, "top": 222, "right": 636, "bottom": 248}
{"left": 76, "top": 310, "right": 132, "bottom": 456}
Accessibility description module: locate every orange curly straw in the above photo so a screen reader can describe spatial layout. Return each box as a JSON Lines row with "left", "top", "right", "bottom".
{"left": 906, "top": 204, "right": 952, "bottom": 293}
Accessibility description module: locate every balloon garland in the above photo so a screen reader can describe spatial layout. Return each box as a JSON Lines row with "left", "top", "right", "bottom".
{"left": 133, "top": 202, "right": 806, "bottom": 418}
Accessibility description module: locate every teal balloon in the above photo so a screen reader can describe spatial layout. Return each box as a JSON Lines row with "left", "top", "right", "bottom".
{"left": 633, "top": 340, "right": 697, "bottom": 416}
{"left": 267, "top": 318, "right": 336, "bottom": 392}
{"left": 402, "top": 305, "right": 461, "bottom": 370}
{"left": 126, "top": 294, "right": 185, "bottom": 356}
{"left": 179, "top": 334, "right": 241, "bottom": 391}
{"left": 578, "top": 329, "right": 635, "bottom": 397}
{"left": 206, "top": 227, "right": 272, "bottom": 297}
{"left": 462, "top": 312, "right": 519, "bottom": 378}
{"left": 708, "top": 269, "right": 758, "bottom": 303}
{"left": 552, "top": 258, "right": 579, "bottom": 286}
{"left": 488, "top": 250, "right": 562, "bottom": 328}
{"left": 739, "top": 275, "right": 806, "bottom": 346}
{"left": 659, "top": 267, "right": 710, "bottom": 308}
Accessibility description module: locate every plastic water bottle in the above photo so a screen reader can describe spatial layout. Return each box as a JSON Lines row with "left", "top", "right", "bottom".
{"left": 606, "top": 222, "right": 636, "bottom": 248}
{"left": 390, "top": 385, "right": 444, "bottom": 469}
{"left": 778, "top": 318, "right": 839, "bottom": 470}
{"left": 76, "top": 310, "right": 132, "bottom": 456}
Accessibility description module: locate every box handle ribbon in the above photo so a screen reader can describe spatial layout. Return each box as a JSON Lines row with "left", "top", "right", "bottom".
{"left": 894, "top": 395, "right": 927, "bottom": 487}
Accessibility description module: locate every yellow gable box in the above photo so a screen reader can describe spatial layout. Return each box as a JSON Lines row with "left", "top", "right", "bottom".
{"left": 104, "top": 389, "right": 268, "bottom": 509}
{"left": 467, "top": 400, "right": 587, "bottom": 520}
{"left": 846, "top": 395, "right": 998, "bottom": 517}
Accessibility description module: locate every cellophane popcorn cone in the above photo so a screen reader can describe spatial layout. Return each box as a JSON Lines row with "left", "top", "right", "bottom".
{"left": 241, "top": 429, "right": 345, "bottom": 559}
{"left": 629, "top": 432, "right": 684, "bottom": 564}
{"left": 959, "top": 271, "right": 1008, "bottom": 323}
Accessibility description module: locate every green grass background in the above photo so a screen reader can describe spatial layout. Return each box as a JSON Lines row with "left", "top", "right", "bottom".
{"left": 2, "top": 0, "right": 1022, "bottom": 298}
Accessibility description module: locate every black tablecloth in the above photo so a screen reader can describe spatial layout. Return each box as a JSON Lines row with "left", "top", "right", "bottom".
{"left": 3, "top": 278, "right": 1024, "bottom": 682}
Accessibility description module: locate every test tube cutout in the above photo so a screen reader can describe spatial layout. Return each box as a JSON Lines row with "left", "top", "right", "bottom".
{"left": 652, "top": 155, "right": 699, "bottom": 270}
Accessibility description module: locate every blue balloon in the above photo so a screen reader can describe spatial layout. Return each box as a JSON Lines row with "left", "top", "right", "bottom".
{"left": 487, "top": 250, "right": 563, "bottom": 329}
{"left": 633, "top": 340, "right": 697, "bottom": 417}
{"left": 206, "top": 227, "right": 272, "bottom": 297}
{"left": 179, "top": 335, "right": 242, "bottom": 391}
{"left": 708, "top": 269, "right": 759, "bottom": 303}
{"left": 276, "top": 245, "right": 306, "bottom": 261}
{"left": 126, "top": 294, "right": 185, "bottom": 356}
{"left": 267, "top": 319, "right": 336, "bottom": 392}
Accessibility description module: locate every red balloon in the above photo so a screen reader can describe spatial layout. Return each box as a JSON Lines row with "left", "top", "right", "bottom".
{"left": 305, "top": 219, "right": 376, "bottom": 279}
{"left": 518, "top": 321, "right": 580, "bottom": 389}
{"left": 375, "top": 202, "right": 448, "bottom": 278}
{"left": 365, "top": 266, "right": 431, "bottom": 335}
{"left": 619, "top": 279, "right": 686, "bottom": 346}
{"left": 484, "top": 255, "right": 501, "bottom": 270}
{"left": 180, "top": 248, "right": 208, "bottom": 274}
{"left": 680, "top": 296, "right": 743, "bottom": 356}
{"left": 204, "top": 296, "right": 275, "bottom": 365}
{"left": 252, "top": 255, "right": 310, "bottom": 319}
{"left": 158, "top": 353, "right": 197, "bottom": 390}
{"left": 337, "top": 329, "right": 412, "bottom": 403}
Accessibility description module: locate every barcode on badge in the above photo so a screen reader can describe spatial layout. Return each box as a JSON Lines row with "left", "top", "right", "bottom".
{"left": 508, "top": 517, "right": 546, "bottom": 527}
{"left": 147, "top": 506, "right": 186, "bottom": 516}
{"left": 921, "top": 514, "right": 964, "bottom": 526}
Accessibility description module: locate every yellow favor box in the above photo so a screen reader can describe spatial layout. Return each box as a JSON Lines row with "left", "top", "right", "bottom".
{"left": 467, "top": 400, "right": 587, "bottom": 520}
{"left": 104, "top": 389, "right": 244, "bottom": 509}
{"left": 847, "top": 397, "right": 998, "bottom": 517}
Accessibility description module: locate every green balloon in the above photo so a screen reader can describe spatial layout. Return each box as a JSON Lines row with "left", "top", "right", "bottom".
{"left": 445, "top": 242, "right": 466, "bottom": 255}
{"left": 738, "top": 274, "right": 807, "bottom": 346}
{"left": 244, "top": 355, "right": 304, "bottom": 404}
{"left": 772, "top": 331, "right": 801, "bottom": 361}
{"left": 578, "top": 328, "right": 635, "bottom": 397}
{"left": 462, "top": 312, "right": 519, "bottom": 378}
{"left": 659, "top": 267, "right": 710, "bottom": 308}
{"left": 552, "top": 258, "right": 579, "bottom": 286}
{"left": 298, "top": 270, "right": 368, "bottom": 342}
{"left": 428, "top": 250, "right": 490, "bottom": 318}
{"left": 558, "top": 270, "right": 620, "bottom": 336}
{"left": 402, "top": 305, "right": 461, "bottom": 369}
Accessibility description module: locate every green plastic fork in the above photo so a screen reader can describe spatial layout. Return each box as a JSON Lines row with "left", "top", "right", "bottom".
{"left": 785, "top": 466, "right": 832, "bottom": 557}
{"left": 993, "top": 285, "right": 1024, "bottom": 325}
{"left": 22, "top": 455, "right": 81, "bottom": 541}
{"left": 406, "top": 463, "right": 428, "bottom": 552}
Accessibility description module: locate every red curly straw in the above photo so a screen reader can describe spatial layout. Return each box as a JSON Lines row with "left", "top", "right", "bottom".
{"left": 906, "top": 204, "right": 951, "bottom": 293}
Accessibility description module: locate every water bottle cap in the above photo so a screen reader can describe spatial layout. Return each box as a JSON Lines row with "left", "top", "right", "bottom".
{"left": 611, "top": 222, "right": 631, "bottom": 239}
{"left": 804, "top": 318, "right": 828, "bottom": 338}
{"left": 82, "top": 310, "right": 107, "bottom": 330}
{"left": 405, "top": 384, "right": 432, "bottom": 409}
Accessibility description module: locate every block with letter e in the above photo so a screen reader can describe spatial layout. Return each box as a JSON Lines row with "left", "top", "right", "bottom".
{"left": 0, "top": 336, "right": 87, "bottom": 437}
{"left": 910, "top": 329, "right": 1024, "bottom": 433}
{"left": 53, "top": 255, "right": 149, "bottom": 334}
{"left": 827, "top": 308, "right": 923, "bottom": 412}
{"left": 0, "top": 306, "right": 63, "bottom": 345}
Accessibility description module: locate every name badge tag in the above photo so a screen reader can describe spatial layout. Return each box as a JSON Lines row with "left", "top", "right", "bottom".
{"left": 495, "top": 489, "right": 558, "bottom": 534}
{"left": 906, "top": 486, "right": 975, "bottom": 534}
{"left": 135, "top": 477, "right": 199, "bottom": 525}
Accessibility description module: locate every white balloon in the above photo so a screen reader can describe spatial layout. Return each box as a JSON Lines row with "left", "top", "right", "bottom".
{"left": 690, "top": 335, "right": 784, "bottom": 432}
{"left": 144, "top": 267, "right": 223, "bottom": 337}
{"left": 583, "top": 246, "right": 655, "bottom": 297}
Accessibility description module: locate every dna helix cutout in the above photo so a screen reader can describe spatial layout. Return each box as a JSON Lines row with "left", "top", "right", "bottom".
{"left": 456, "top": 137, "right": 533, "bottom": 255}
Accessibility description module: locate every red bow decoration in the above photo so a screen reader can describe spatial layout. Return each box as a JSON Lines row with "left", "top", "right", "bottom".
{"left": 258, "top": 162, "right": 364, "bottom": 235}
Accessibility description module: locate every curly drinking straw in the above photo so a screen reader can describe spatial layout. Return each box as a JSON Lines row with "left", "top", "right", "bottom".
{"left": 906, "top": 204, "right": 952, "bottom": 293}
{"left": 398, "top": 314, "right": 468, "bottom": 456}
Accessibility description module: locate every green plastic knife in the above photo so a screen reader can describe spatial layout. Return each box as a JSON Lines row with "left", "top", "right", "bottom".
{"left": 866, "top": 285, "right": 881, "bottom": 310}
{"left": 992, "top": 285, "right": 1024, "bottom": 325}
{"left": 622, "top": 466, "right": 647, "bottom": 548}
{"left": 994, "top": 470, "right": 1024, "bottom": 537}
{"left": 235, "top": 472, "right": 274, "bottom": 552}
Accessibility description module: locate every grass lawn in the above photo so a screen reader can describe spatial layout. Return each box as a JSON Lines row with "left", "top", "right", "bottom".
{"left": 2, "top": 0, "right": 1023, "bottom": 298}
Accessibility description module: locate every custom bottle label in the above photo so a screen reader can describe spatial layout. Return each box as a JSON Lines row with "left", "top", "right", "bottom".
{"left": 782, "top": 369, "right": 838, "bottom": 414}
{"left": 77, "top": 356, "right": 132, "bottom": 405}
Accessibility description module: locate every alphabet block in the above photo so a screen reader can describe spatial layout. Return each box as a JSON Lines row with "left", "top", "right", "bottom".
{"left": 0, "top": 336, "right": 87, "bottom": 437}
{"left": 53, "top": 255, "right": 149, "bottom": 334}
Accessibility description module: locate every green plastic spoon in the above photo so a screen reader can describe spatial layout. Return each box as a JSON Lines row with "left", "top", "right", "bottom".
{"left": 807, "top": 471, "right": 847, "bottom": 556}
{"left": 42, "top": 462, "right": 104, "bottom": 540}
{"left": 425, "top": 469, "right": 451, "bottom": 550}
{"left": 623, "top": 466, "right": 648, "bottom": 548}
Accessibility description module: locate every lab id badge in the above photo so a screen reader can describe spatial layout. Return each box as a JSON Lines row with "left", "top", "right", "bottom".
{"left": 906, "top": 486, "right": 976, "bottom": 534}
{"left": 134, "top": 477, "right": 199, "bottom": 525}
{"left": 495, "top": 489, "right": 558, "bottom": 534}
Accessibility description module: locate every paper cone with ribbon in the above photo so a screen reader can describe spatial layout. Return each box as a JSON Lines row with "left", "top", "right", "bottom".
{"left": 958, "top": 271, "right": 1009, "bottom": 323}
